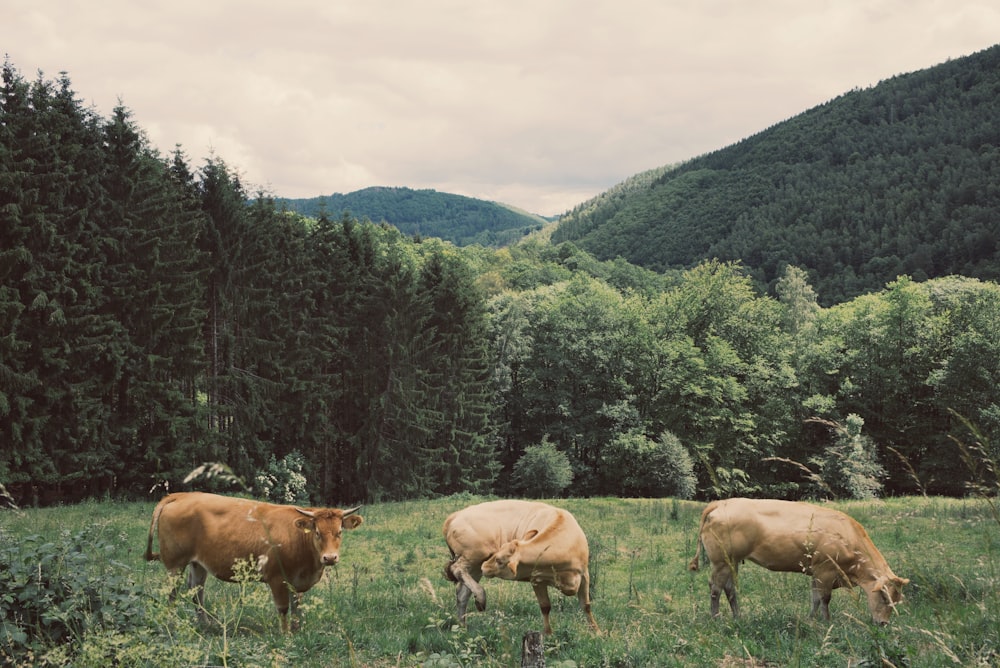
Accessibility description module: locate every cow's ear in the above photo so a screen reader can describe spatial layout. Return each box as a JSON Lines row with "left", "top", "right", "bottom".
{"left": 523, "top": 529, "right": 539, "bottom": 541}
{"left": 295, "top": 517, "right": 315, "bottom": 534}
{"left": 343, "top": 515, "right": 364, "bottom": 530}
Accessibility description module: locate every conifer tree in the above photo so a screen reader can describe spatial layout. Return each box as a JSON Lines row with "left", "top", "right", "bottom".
{"left": 1, "top": 68, "right": 122, "bottom": 501}
{"left": 97, "top": 107, "right": 208, "bottom": 489}
{"left": 0, "top": 61, "right": 40, "bottom": 493}
{"left": 417, "top": 245, "right": 497, "bottom": 495}
{"left": 198, "top": 159, "right": 274, "bottom": 480}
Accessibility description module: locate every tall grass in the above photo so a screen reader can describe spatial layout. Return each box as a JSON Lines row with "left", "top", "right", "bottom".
{"left": 0, "top": 494, "right": 997, "bottom": 667}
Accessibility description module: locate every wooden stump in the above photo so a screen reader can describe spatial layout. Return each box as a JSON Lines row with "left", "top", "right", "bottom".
{"left": 521, "top": 630, "right": 544, "bottom": 667}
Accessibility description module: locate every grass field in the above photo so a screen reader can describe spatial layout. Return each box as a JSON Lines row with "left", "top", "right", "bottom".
{"left": 1, "top": 494, "right": 997, "bottom": 667}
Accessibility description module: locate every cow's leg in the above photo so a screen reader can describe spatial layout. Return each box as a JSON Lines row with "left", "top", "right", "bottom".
{"left": 575, "top": 570, "right": 600, "bottom": 633}
{"left": 532, "top": 582, "right": 553, "bottom": 635}
{"left": 709, "top": 563, "right": 738, "bottom": 618}
{"left": 449, "top": 558, "right": 486, "bottom": 624}
{"left": 288, "top": 589, "right": 305, "bottom": 631}
{"left": 185, "top": 562, "right": 209, "bottom": 623}
{"left": 724, "top": 575, "right": 739, "bottom": 617}
{"left": 810, "top": 579, "right": 832, "bottom": 620}
{"left": 166, "top": 567, "right": 185, "bottom": 602}
{"left": 267, "top": 578, "right": 293, "bottom": 633}
{"left": 554, "top": 569, "right": 599, "bottom": 633}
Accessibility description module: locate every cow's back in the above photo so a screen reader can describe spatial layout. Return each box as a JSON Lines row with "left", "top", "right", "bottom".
{"left": 155, "top": 492, "right": 297, "bottom": 579}
{"left": 445, "top": 500, "right": 561, "bottom": 560}
{"left": 702, "top": 498, "right": 869, "bottom": 573}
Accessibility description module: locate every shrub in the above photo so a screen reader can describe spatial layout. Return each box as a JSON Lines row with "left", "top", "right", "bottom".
{"left": 0, "top": 524, "right": 145, "bottom": 665}
{"left": 809, "top": 414, "right": 885, "bottom": 499}
{"left": 511, "top": 437, "right": 573, "bottom": 497}
{"left": 254, "top": 451, "right": 310, "bottom": 505}
{"left": 602, "top": 430, "right": 697, "bottom": 498}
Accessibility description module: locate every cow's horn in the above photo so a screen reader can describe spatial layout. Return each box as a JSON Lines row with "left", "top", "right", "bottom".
{"left": 342, "top": 505, "right": 362, "bottom": 516}
{"left": 294, "top": 507, "right": 315, "bottom": 518}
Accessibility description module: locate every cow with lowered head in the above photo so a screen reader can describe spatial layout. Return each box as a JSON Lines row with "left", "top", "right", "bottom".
{"left": 689, "top": 497, "right": 908, "bottom": 624}
{"left": 443, "top": 499, "right": 599, "bottom": 634}
{"left": 145, "top": 492, "right": 363, "bottom": 632}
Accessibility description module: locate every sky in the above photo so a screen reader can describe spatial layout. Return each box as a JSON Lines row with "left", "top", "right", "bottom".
{"left": 4, "top": 2, "right": 1000, "bottom": 217}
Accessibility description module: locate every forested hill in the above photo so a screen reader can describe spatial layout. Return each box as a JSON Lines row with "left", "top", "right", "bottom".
{"left": 279, "top": 186, "right": 548, "bottom": 246}
{"left": 552, "top": 44, "right": 1000, "bottom": 305}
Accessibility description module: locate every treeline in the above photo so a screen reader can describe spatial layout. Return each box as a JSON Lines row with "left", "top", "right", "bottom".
{"left": 552, "top": 44, "right": 1000, "bottom": 305}
{"left": 279, "top": 186, "right": 545, "bottom": 247}
{"left": 475, "top": 242, "right": 1000, "bottom": 499}
{"left": 3, "top": 63, "right": 999, "bottom": 507}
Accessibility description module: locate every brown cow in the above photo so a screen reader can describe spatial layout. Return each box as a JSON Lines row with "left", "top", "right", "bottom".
{"left": 145, "top": 492, "right": 363, "bottom": 632}
{"left": 689, "top": 498, "right": 908, "bottom": 624}
{"left": 443, "top": 499, "right": 599, "bottom": 634}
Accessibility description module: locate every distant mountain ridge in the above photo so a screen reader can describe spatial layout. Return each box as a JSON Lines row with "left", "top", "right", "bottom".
{"left": 279, "top": 186, "right": 548, "bottom": 247}
{"left": 552, "top": 44, "right": 1000, "bottom": 305}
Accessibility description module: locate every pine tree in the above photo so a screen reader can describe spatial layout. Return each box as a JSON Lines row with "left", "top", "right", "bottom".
{"left": 0, "top": 61, "right": 40, "bottom": 493}
{"left": 97, "top": 107, "right": 208, "bottom": 490}
{"left": 417, "top": 246, "right": 497, "bottom": 495}
{"left": 198, "top": 159, "right": 273, "bottom": 480}
{"left": 0, "top": 70, "right": 129, "bottom": 500}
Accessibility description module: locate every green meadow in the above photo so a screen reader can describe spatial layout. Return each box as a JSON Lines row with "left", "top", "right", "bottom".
{"left": 1, "top": 495, "right": 997, "bottom": 667}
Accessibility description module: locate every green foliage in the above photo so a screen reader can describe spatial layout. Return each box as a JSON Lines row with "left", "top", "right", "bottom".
{"left": 254, "top": 451, "right": 309, "bottom": 506}
{"left": 601, "top": 431, "right": 696, "bottom": 499}
{"left": 0, "top": 524, "right": 145, "bottom": 665}
{"left": 808, "top": 415, "right": 886, "bottom": 500}
{"left": 949, "top": 411, "right": 1000, "bottom": 528}
{"left": 776, "top": 264, "right": 820, "bottom": 334}
{"left": 511, "top": 438, "right": 574, "bottom": 498}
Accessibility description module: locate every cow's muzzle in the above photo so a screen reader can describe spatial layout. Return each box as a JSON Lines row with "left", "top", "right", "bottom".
{"left": 322, "top": 553, "right": 340, "bottom": 566}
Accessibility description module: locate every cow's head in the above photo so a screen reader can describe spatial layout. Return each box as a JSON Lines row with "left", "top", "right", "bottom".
{"left": 295, "top": 506, "right": 364, "bottom": 566}
{"left": 482, "top": 540, "right": 521, "bottom": 579}
{"left": 482, "top": 529, "right": 539, "bottom": 580}
{"left": 865, "top": 574, "right": 909, "bottom": 625}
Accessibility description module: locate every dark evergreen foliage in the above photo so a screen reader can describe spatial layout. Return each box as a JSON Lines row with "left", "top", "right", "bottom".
{"left": 553, "top": 44, "right": 1000, "bottom": 305}
{"left": 0, "top": 64, "right": 209, "bottom": 503}
{"left": 0, "top": 63, "right": 498, "bottom": 505}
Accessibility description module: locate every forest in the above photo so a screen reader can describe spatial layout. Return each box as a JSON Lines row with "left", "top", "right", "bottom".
{"left": 553, "top": 44, "right": 1000, "bottom": 306}
{"left": 277, "top": 186, "right": 546, "bottom": 247}
{"left": 2, "top": 59, "right": 1000, "bottom": 508}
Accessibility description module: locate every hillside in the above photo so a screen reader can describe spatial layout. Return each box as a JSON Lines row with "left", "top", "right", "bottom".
{"left": 552, "top": 44, "right": 1000, "bottom": 305}
{"left": 279, "top": 186, "right": 548, "bottom": 247}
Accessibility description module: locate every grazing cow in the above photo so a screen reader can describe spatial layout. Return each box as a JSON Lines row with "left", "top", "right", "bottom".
{"left": 443, "top": 499, "right": 599, "bottom": 635}
{"left": 145, "top": 492, "right": 363, "bottom": 631}
{"left": 688, "top": 497, "right": 908, "bottom": 624}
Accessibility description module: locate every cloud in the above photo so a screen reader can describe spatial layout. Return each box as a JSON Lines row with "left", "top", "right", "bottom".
{"left": 4, "top": 0, "right": 999, "bottom": 215}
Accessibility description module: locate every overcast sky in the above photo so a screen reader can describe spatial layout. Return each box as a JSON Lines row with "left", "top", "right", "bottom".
{"left": 5, "top": 1, "right": 999, "bottom": 216}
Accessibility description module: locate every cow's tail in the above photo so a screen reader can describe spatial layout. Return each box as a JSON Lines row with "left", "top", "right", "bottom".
{"left": 444, "top": 548, "right": 459, "bottom": 583}
{"left": 688, "top": 538, "right": 703, "bottom": 571}
{"left": 144, "top": 494, "right": 174, "bottom": 562}
{"left": 688, "top": 501, "right": 717, "bottom": 571}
